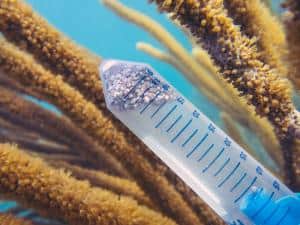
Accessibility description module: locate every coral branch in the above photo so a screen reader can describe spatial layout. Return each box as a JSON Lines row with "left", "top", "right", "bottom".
{"left": 0, "top": 71, "right": 46, "bottom": 101}
{"left": 0, "top": 143, "right": 177, "bottom": 225}
{"left": 290, "top": 142, "right": 300, "bottom": 190}
{"left": 283, "top": 0, "right": 300, "bottom": 91}
{"left": 136, "top": 42, "right": 182, "bottom": 71}
{"left": 224, "top": 0, "right": 288, "bottom": 76}
{"left": 0, "top": 213, "right": 34, "bottom": 225}
{"left": 50, "top": 161, "right": 155, "bottom": 209}
{"left": 0, "top": 85, "right": 128, "bottom": 177}
{"left": 0, "top": 211, "right": 63, "bottom": 225}
{"left": 0, "top": 129, "right": 70, "bottom": 155}
{"left": 150, "top": 0, "right": 295, "bottom": 138}
{"left": 283, "top": 0, "right": 300, "bottom": 18}
{"left": 0, "top": 0, "right": 104, "bottom": 108}
{"left": 282, "top": 0, "right": 300, "bottom": 189}
{"left": 31, "top": 152, "right": 92, "bottom": 167}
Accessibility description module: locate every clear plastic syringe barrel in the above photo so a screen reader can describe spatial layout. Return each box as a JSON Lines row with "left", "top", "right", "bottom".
{"left": 100, "top": 60, "right": 293, "bottom": 225}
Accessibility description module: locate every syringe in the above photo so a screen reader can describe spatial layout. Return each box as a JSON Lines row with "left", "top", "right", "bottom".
{"left": 100, "top": 60, "right": 300, "bottom": 225}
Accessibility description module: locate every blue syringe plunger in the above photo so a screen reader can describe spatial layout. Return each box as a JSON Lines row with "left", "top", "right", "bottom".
{"left": 241, "top": 188, "right": 300, "bottom": 225}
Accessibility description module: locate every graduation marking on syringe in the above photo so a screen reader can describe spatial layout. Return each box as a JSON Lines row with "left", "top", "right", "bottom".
{"left": 182, "top": 129, "right": 198, "bottom": 147}
{"left": 218, "top": 162, "right": 241, "bottom": 188}
{"left": 234, "top": 176, "right": 258, "bottom": 203}
{"left": 198, "top": 144, "right": 214, "bottom": 162}
{"left": 202, "top": 147, "right": 225, "bottom": 173}
{"left": 186, "top": 133, "right": 209, "bottom": 158}
{"left": 167, "top": 114, "right": 182, "bottom": 132}
{"left": 171, "top": 119, "right": 193, "bottom": 143}
{"left": 140, "top": 91, "right": 161, "bottom": 114}
{"left": 230, "top": 172, "right": 247, "bottom": 192}
{"left": 214, "top": 158, "right": 231, "bottom": 177}
{"left": 155, "top": 105, "right": 177, "bottom": 128}
{"left": 151, "top": 101, "right": 166, "bottom": 118}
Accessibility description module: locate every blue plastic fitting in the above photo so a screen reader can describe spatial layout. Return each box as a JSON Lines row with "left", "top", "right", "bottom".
{"left": 240, "top": 188, "right": 300, "bottom": 225}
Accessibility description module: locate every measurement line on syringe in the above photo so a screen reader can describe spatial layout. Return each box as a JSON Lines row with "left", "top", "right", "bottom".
{"left": 214, "top": 158, "right": 231, "bottom": 177}
{"left": 186, "top": 133, "right": 209, "bottom": 158}
{"left": 234, "top": 176, "right": 258, "bottom": 203}
{"left": 218, "top": 162, "right": 241, "bottom": 187}
{"left": 151, "top": 101, "right": 166, "bottom": 118}
{"left": 140, "top": 91, "right": 161, "bottom": 114}
{"left": 171, "top": 118, "right": 193, "bottom": 143}
{"left": 202, "top": 147, "right": 225, "bottom": 173}
{"left": 181, "top": 129, "right": 198, "bottom": 147}
{"left": 167, "top": 115, "right": 183, "bottom": 132}
{"left": 231, "top": 172, "right": 247, "bottom": 192}
{"left": 155, "top": 105, "right": 177, "bottom": 128}
{"left": 198, "top": 144, "right": 214, "bottom": 161}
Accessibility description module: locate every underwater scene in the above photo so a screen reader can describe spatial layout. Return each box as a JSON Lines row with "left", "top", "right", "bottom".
{"left": 0, "top": 0, "right": 299, "bottom": 225}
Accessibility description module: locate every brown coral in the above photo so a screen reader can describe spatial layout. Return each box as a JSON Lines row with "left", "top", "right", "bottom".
{"left": 0, "top": 0, "right": 104, "bottom": 108}
{"left": 282, "top": 0, "right": 300, "bottom": 189}
{"left": 223, "top": 0, "right": 288, "bottom": 76}
{"left": 0, "top": 143, "right": 177, "bottom": 225}
{"left": 50, "top": 161, "right": 155, "bottom": 208}
{"left": 283, "top": 0, "right": 300, "bottom": 91}
{"left": 150, "top": 0, "right": 294, "bottom": 139}
{"left": 0, "top": 213, "right": 34, "bottom": 225}
{"left": 0, "top": 85, "right": 128, "bottom": 177}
